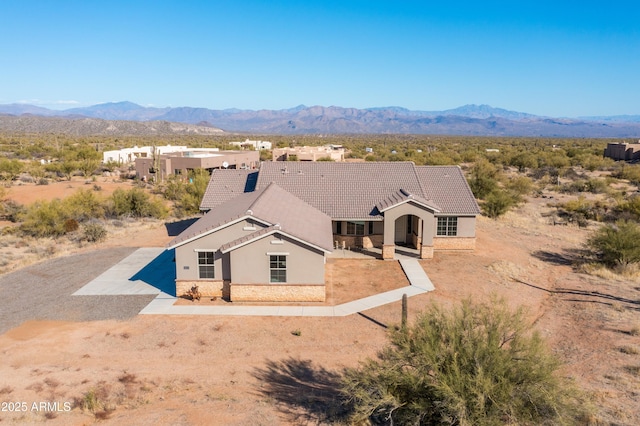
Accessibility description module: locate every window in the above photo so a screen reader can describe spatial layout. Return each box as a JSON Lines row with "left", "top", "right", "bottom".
{"left": 437, "top": 217, "right": 458, "bottom": 236}
{"left": 346, "top": 221, "right": 365, "bottom": 235}
{"left": 368, "top": 221, "right": 374, "bottom": 235}
{"left": 270, "top": 255, "right": 287, "bottom": 283}
{"left": 198, "top": 251, "right": 215, "bottom": 279}
{"left": 336, "top": 221, "right": 342, "bottom": 234}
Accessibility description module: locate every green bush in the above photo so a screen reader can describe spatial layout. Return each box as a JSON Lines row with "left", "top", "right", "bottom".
{"left": 342, "top": 297, "right": 587, "bottom": 425}
{"left": 18, "top": 199, "right": 69, "bottom": 237}
{"left": 65, "top": 189, "right": 106, "bottom": 221}
{"left": 467, "top": 159, "right": 498, "bottom": 199}
{"left": 107, "top": 188, "right": 168, "bottom": 219}
{"left": 587, "top": 220, "right": 640, "bottom": 268}
{"left": 482, "top": 188, "right": 515, "bottom": 218}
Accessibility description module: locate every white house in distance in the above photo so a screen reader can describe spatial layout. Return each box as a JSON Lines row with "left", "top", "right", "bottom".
{"left": 228, "top": 139, "right": 272, "bottom": 150}
{"left": 102, "top": 145, "right": 188, "bottom": 164}
{"left": 272, "top": 144, "right": 346, "bottom": 162}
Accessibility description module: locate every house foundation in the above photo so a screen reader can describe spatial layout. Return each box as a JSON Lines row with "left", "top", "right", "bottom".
{"left": 433, "top": 237, "right": 476, "bottom": 251}
{"left": 231, "top": 283, "right": 325, "bottom": 302}
{"left": 176, "top": 280, "right": 224, "bottom": 298}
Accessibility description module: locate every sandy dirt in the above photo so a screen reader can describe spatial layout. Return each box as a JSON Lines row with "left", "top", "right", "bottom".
{"left": 0, "top": 184, "right": 639, "bottom": 425}
{"left": 4, "top": 177, "right": 134, "bottom": 206}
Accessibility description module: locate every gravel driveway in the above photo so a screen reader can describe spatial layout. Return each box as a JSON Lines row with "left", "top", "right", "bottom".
{"left": 0, "top": 247, "right": 158, "bottom": 335}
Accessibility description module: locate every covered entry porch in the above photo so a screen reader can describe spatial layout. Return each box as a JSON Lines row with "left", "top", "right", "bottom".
{"left": 377, "top": 191, "right": 440, "bottom": 260}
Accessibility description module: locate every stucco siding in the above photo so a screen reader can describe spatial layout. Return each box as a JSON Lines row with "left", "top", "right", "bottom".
{"left": 229, "top": 233, "right": 326, "bottom": 285}
{"left": 174, "top": 218, "right": 268, "bottom": 281}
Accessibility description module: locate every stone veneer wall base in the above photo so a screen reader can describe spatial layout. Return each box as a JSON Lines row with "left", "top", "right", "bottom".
{"left": 231, "top": 284, "right": 325, "bottom": 302}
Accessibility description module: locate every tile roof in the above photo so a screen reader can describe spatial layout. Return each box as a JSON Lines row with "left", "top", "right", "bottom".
{"left": 375, "top": 189, "right": 441, "bottom": 213}
{"left": 198, "top": 162, "right": 480, "bottom": 221}
{"left": 169, "top": 182, "right": 333, "bottom": 251}
{"left": 200, "top": 169, "right": 258, "bottom": 211}
{"left": 414, "top": 166, "right": 481, "bottom": 215}
{"left": 255, "top": 162, "right": 427, "bottom": 219}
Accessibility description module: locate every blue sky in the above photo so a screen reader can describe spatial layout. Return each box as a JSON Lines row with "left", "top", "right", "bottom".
{"left": 1, "top": 0, "right": 638, "bottom": 117}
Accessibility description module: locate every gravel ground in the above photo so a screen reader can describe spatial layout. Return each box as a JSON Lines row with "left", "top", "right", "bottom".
{"left": 0, "top": 247, "right": 158, "bottom": 335}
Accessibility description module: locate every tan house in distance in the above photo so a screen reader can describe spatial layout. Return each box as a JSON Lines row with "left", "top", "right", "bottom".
{"left": 603, "top": 142, "right": 640, "bottom": 161}
{"left": 272, "top": 144, "right": 345, "bottom": 162}
{"left": 136, "top": 149, "right": 259, "bottom": 181}
{"left": 168, "top": 161, "right": 480, "bottom": 302}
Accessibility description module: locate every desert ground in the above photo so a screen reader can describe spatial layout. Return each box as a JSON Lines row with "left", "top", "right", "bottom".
{"left": 0, "top": 179, "right": 639, "bottom": 425}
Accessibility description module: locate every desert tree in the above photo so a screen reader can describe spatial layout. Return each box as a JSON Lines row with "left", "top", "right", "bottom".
{"left": 342, "top": 297, "right": 587, "bottom": 426}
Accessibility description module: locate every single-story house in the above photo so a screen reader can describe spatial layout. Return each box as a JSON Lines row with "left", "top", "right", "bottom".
{"left": 167, "top": 161, "right": 480, "bottom": 302}
{"left": 603, "top": 142, "right": 640, "bottom": 161}
{"left": 136, "top": 149, "right": 259, "bottom": 181}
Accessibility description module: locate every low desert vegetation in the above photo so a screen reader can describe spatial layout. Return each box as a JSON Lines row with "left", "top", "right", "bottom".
{"left": 342, "top": 297, "right": 590, "bottom": 425}
{"left": 12, "top": 187, "right": 167, "bottom": 239}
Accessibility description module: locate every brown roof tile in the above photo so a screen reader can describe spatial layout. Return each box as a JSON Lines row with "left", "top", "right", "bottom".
{"left": 198, "top": 162, "right": 480, "bottom": 221}
{"left": 415, "top": 166, "right": 481, "bottom": 215}
{"left": 200, "top": 169, "right": 258, "bottom": 211}
{"left": 169, "top": 182, "right": 333, "bottom": 251}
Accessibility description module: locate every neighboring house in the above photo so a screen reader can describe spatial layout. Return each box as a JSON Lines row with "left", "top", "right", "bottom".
{"left": 136, "top": 149, "right": 259, "bottom": 181}
{"left": 228, "top": 139, "right": 272, "bottom": 150}
{"left": 272, "top": 144, "right": 345, "bottom": 162}
{"left": 168, "top": 161, "right": 480, "bottom": 302}
{"left": 603, "top": 142, "right": 640, "bottom": 161}
{"left": 103, "top": 145, "right": 187, "bottom": 164}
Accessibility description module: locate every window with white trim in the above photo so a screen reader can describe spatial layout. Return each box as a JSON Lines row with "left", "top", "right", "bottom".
{"left": 269, "top": 255, "right": 287, "bottom": 283}
{"left": 198, "top": 251, "right": 215, "bottom": 279}
{"left": 437, "top": 217, "right": 458, "bottom": 236}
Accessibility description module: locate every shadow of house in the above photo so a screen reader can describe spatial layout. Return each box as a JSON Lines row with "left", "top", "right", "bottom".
{"left": 129, "top": 249, "right": 177, "bottom": 296}
{"left": 165, "top": 218, "right": 200, "bottom": 236}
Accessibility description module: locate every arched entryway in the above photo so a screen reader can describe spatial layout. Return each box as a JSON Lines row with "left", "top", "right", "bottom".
{"left": 381, "top": 202, "right": 437, "bottom": 260}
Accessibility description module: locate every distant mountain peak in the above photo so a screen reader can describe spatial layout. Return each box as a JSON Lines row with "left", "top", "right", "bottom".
{"left": 0, "top": 101, "right": 638, "bottom": 137}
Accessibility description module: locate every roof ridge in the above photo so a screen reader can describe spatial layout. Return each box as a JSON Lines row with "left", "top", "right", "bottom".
{"left": 246, "top": 183, "right": 275, "bottom": 213}
{"left": 410, "top": 162, "right": 430, "bottom": 199}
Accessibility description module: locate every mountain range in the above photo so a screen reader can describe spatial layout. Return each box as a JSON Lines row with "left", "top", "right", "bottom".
{"left": 1, "top": 101, "right": 639, "bottom": 138}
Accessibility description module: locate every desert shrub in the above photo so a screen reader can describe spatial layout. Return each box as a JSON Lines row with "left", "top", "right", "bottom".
{"left": 161, "top": 175, "right": 186, "bottom": 201}
{"left": 467, "top": 158, "right": 498, "bottom": 199}
{"left": 342, "top": 297, "right": 587, "bottom": 425}
{"left": 82, "top": 222, "right": 107, "bottom": 243}
{"left": 18, "top": 199, "right": 69, "bottom": 237}
{"left": 558, "top": 196, "right": 608, "bottom": 223}
{"left": 1, "top": 200, "right": 25, "bottom": 222}
{"left": 65, "top": 189, "right": 106, "bottom": 221}
{"left": 482, "top": 188, "right": 516, "bottom": 218}
{"left": 107, "top": 188, "right": 168, "bottom": 219}
{"left": 587, "top": 220, "right": 640, "bottom": 269}
{"left": 614, "top": 196, "right": 640, "bottom": 220}
{"left": 506, "top": 175, "right": 534, "bottom": 197}
{"left": 613, "top": 164, "right": 640, "bottom": 186}
{"left": 561, "top": 179, "right": 588, "bottom": 194}
{"left": 509, "top": 152, "right": 538, "bottom": 172}
{"left": 0, "top": 158, "right": 24, "bottom": 181}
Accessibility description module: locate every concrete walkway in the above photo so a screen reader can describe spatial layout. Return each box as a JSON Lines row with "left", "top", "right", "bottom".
{"left": 399, "top": 259, "right": 435, "bottom": 291}
{"left": 74, "top": 248, "right": 436, "bottom": 317}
